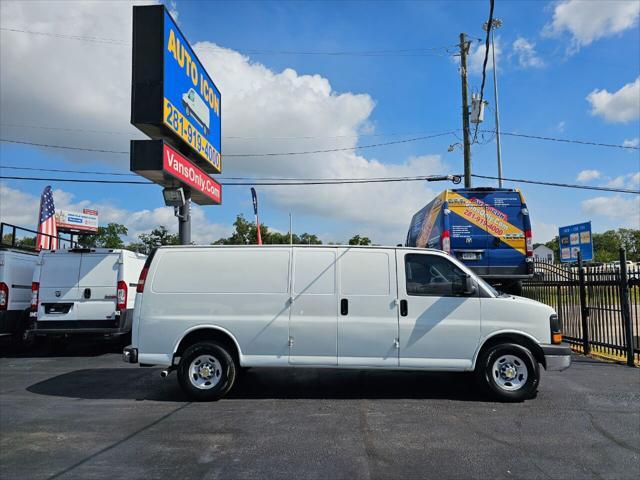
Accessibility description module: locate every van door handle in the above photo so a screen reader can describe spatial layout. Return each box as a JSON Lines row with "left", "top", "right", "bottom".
{"left": 84, "top": 288, "right": 91, "bottom": 299}
{"left": 400, "top": 299, "right": 408, "bottom": 317}
{"left": 340, "top": 298, "right": 348, "bottom": 316}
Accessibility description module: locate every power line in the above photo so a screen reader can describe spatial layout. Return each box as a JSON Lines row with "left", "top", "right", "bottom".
{"left": 472, "top": 0, "right": 495, "bottom": 144}
{"left": 1, "top": 128, "right": 637, "bottom": 159}
{"left": 0, "top": 138, "right": 128, "bottom": 155}
{"left": 0, "top": 122, "right": 449, "bottom": 141}
{"left": 0, "top": 27, "right": 457, "bottom": 57}
{"left": 2, "top": 173, "right": 638, "bottom": 194}
{"left": 0, "top": 132, "right": 456, "bottom": 157}
{"left": 0, "top": 174, "right": 461, "bottom": 186}
{"left": 0, "top": 165, "right": 138, "bottom": 176}
{"left": 471, "top": 174, "right": 640, "bottom": 194}
{"left": 223, "top": 132, "right": 455, "bottom": 157}
{"left": 482, "top": 130, "right": 640, "bottom": 150}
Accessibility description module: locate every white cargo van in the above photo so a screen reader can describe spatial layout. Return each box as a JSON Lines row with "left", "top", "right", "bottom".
{"left": 31, "top": 248, "right": 146, "bottom": 339}
{"left": 124, "top": 245, "right": 571, "bottom": 402}
{"left": 1, "top": 248, "right": 38, "bottom": 341}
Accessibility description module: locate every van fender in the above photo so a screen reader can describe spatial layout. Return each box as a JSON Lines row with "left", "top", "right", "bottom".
{"left": 471, "top": 329, "right": 543, "bottom": 370}
{"left": 172, "top": 325, "right": 244, "bottom": 364}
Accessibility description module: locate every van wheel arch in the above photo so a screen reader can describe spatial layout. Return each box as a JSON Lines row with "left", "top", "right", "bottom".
{"left": 475, "top": 333, "right": 545, "bottom": 370}
{"left": 175, "top": 328, "right": 240, "bottom": 367}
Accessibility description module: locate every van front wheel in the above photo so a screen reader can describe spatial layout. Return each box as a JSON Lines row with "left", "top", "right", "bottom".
{"left": 177, "top": 341, "right": 237, "bottom": 401}
{"left": 478, "top": 343, "right": 539, "bottom": 402}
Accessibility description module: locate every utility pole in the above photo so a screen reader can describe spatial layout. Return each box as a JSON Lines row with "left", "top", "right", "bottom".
{"left": 178, "top": 194, "right": 191, "bottom": 245}
{"left": 459, "top": 33, "right": 472, "bottom": 188}
{"left": 484, "top": 18, "right": 503, "bottom": 187}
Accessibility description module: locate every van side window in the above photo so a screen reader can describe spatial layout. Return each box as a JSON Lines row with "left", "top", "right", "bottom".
{"left": 405, "top": 254, "right": 469, "bottom": 297}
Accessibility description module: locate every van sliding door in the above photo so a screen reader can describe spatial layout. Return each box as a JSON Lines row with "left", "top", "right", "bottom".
{"left": 336, "top": 248, "right": 399, "bottom": 367}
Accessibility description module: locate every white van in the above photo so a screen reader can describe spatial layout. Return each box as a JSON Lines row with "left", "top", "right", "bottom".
{"left": 182, "top": 88, "right": 210, "bottom": 135}
{"left": 31, "top": 248, "right": 146, "bottom": 339}
{"left": 1, "top": 248, "right": 39, "bottom": 341}
{"left": 124, "top": 245, "right": 571, "bottom": 402}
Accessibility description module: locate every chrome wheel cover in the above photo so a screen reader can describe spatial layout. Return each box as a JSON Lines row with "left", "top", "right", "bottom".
{"left": 492, "top": 354, "right": 528, "bottom": 391}
{"left": 188, "top": 354, "right": 222, "bottom": 390}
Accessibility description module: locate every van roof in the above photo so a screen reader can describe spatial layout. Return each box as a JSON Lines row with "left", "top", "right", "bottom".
{"left": 155, "top": 244, "right": 446, "bottom": 253}
{"left": 40, "top": 248, "right": 146, "bottom": 258}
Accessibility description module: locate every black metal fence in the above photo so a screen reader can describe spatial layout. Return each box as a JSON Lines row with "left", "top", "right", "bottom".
{"left": 521, "top": 249, "right": 639, "bottom": 366}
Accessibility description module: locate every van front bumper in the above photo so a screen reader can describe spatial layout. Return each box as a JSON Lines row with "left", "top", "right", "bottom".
{"left": 123, "top": 346, "right": 138, "bottom": 364}
{"left": 542, "top": 344, "right": 572, "bottom": 371}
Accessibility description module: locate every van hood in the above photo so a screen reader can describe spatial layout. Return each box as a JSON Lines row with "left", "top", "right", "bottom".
{"left": 499, "top": 294, "right": 556, "bottom": 314}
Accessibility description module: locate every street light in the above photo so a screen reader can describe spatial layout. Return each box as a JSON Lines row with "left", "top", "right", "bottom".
{"left": 483, "top": 18, "right": 503, "bottom": 188}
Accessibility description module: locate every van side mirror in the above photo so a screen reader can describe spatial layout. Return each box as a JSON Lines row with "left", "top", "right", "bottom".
{"left": 464, "top": 275, "right": 477, "bottom": 296}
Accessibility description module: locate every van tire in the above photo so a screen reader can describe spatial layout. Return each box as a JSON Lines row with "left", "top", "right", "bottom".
{"left": 477, "top": 343, "right": 539, "bottom": 402}
{"left": 177, "top": 341, "right": 237, "bottom": 401}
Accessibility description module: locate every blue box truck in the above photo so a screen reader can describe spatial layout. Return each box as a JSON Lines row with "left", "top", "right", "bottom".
{"left": 406, "top": 188, "right": 534, "bottom": 294}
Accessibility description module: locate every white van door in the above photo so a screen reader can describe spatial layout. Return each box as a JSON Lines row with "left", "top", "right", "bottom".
{"left": 75, "top": 253, "right": 119, "bottom": 322}
{"left": 289, "top": 249, "right": 338, "bottom": 365}
{"left": 37, "top": 253, "right": 81, "bottom": 322}
{"left": 396, "top": 251, "right": 481, "bottom": 370}
{"left": 337, "top": 248, "right": 399, "bottom": 367}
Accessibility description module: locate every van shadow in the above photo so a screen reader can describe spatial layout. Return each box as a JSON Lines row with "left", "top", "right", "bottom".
{"left": 1, "top": 337, "right": 125, "bottom": 359}
{"left": 27, "top": 367, "right": 490, "bottom": 402}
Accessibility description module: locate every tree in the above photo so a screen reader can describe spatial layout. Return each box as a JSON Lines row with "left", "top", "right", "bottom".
{"left": 137, "top": 226, "right": 179, "bottom": 254}
{"left": 79, "top": 223, "right": 127, "bottom": 248}
{"left": 348, "top": 234, "right": 372, "bottom": 246}
{"left": 212, "top": 214, "right": 323, "bottom": 245}
{"left": 1, "top": 234, "right": 36, "bottom": 248}
{"left": 299, "top": 233, "right": 322, "bottom": 245}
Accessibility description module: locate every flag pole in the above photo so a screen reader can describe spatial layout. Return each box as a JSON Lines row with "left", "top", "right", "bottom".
{"left": 251, "top": 187, "right": 262, "bottom": 245}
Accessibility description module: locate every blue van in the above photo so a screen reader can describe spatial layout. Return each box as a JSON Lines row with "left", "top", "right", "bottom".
{"left": 406, "top": 188, "right": 534, "bottom": 292}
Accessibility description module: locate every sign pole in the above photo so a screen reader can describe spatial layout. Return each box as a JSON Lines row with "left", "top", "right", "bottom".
{"left": 178, "top": 191, "right": 191, "bottom": 245}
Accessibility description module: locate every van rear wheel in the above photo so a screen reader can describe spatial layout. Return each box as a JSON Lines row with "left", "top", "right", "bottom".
{"left": 477, "top": 343, "right": 539, "bottom": 402}
{"left": 177, "top": 341, "right": 237, "bottom": 401}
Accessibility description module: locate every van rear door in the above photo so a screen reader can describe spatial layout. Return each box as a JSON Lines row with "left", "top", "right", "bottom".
{"left": 75, "top": 253, "right": 119, "bottom": 322}
{"left": 447, "top": 191, "right": 490, "bottom": 275}
{"left": 481, "top": 191, "right": 527, "bottom": 276}
{"left": 37, "top": 253, "right": 81, "bottom": 322}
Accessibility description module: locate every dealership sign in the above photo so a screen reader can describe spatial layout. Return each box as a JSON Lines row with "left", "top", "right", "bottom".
{"left": 131, "top": 140, "right": 221, "bottom": 205}
{"left": 559, "top": 221, "right": 593, "bottom": 263}
{"left": 56, "top": 209, "right": 99, "bottom": 234}
{"left": 131, "top": 5, "right": 221, "bottom": 174}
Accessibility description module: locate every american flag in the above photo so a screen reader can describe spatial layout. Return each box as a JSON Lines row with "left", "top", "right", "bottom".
{"left": 36, "top": 186, "right": 58, "bottom": 250}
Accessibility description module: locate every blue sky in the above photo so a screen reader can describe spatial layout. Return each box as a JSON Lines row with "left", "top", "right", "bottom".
{"left": 0, "top": 0, "right": 638, "bottom": 245}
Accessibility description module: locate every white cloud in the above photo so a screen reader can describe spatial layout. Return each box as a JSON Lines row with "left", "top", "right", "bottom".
{"left": 545, "top": 0, "right": 640, "bottom": 50}
{"left": 576, "top": 169, "right": 601, "bottom": 182}
{"left": 623, "top": 137, "right": 639, "bottom": 148}
{"left": 603, "top": 172, "right": 640, "bottom": 190}
{"left": 0, "top": 183, "right": 231, "bottom": 244}
{"left": 467, "top": 37, "right": 501, "bottom": 76}
{"left": 532, "top": 221, "right": 558, "bottom": 244}
{"left": 586, "top": 77, "right": 640, "bottom": 123}
{"left": 511, "top": 37, "right": 544, "bottom": 68}
{"left": 556, "top": 120, "right": 566, "bottom": 133}
{"left": 581, "top": 195, "right": 640, "bottom": 228}
{"left": 0, "top": 0, "right": 458, "bottom": 245}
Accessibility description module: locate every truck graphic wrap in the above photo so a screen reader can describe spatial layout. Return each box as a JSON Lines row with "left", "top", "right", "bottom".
{"left": 407, "top": 188, "right": 533, "bottom": 288}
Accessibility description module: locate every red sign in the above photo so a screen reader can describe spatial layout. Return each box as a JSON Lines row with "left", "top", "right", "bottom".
{"left": 163, "top": 143, "right": 221, "bottom": 204}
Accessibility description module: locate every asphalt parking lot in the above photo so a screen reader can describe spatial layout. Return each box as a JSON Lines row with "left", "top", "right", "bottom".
{"left": 1, "top": 342, "right": 638, "bottom": 480}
